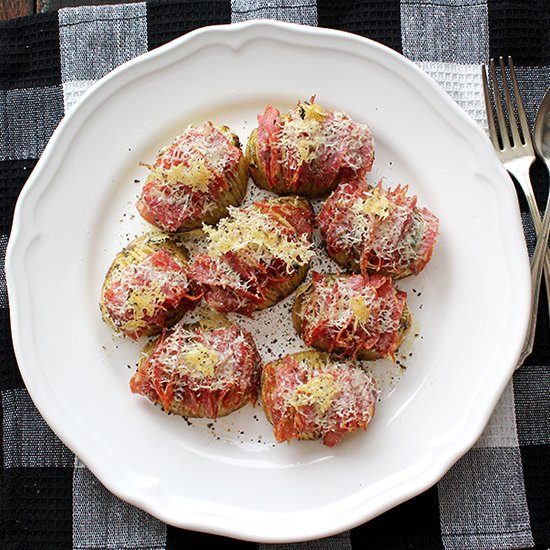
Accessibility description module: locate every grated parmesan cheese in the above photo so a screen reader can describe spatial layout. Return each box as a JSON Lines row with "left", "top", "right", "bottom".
{"left": 320, "top": 180, "right": 437, "bottom": 275}
{"left": 299, "top": 274, "right": 404, "bottom": 357}
{"left": 141, "top": 323, "right": 258, "bottom": 395}
{"left": 360, "top": 187, "right": 393, "bottom": 219}
{"left": 265, "top": 353, "right": 379, "bottom": 441}
{"left": 148, "top": 156, "right": 212, "bottom": 193}
{"left": 350, "top": 294, "right": 371, "bottom": 324}
{"left": 103, "top": 248, "right": 191, "bottom": 337}
{"left": 182, "top": 344, "right": 220, "bottom": 378}
{"left": 203, "top": 205, "right": 314, "bottom": 268}
{"left": 275, "top": 101, "right": 374, "bottom": 177}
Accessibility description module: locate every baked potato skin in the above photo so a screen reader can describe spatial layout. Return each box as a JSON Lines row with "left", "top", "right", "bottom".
{"left": 291, "top": 275, "right": 411, "bottom": 360}
{"left": 246, "top": 128, "right": 272, "bottom": 193}
{"left": 100, "top": 232, "right": 200, "bottom": 339}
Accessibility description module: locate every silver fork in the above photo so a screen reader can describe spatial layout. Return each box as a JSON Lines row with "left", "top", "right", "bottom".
{"left": 482, "top": 56, "right": 550, "bottom": 323}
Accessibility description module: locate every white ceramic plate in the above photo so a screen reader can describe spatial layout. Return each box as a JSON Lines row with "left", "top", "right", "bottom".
{"left": 6, "top": 21, "right": 530, "bottom": 542}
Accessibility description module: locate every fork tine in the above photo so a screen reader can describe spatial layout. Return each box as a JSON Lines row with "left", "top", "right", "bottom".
{"left": 508, "top": 56, "right": 533, "bottom": 147}
{"left": 489, "top": 58, "right": 511, "bottom": 149}
{"left": 499, "top": 56, "right": 522, "bottom": 148}
{"left": 481, "top": 63, "right": 501, "bottom": 150}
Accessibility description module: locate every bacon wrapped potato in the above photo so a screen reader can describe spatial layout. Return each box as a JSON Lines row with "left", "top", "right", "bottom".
{"left": 130, "top": 317, "right": 262, "bottom": 418}
{"left": 137, "top": 122, "right": 248, "bottom": 232}
{"left": 190, "top": 196, "right": 315, "bottom": 315}
{"left": 292, "top": 272, "right": 410, "bottom": 360}
{"left": 100, "top": 232, "right": 201, "bottom": 340}
{"left": 247, "top": 99, "right": 374, "bottom": 197}
{"left": 261, "top": 351, "right": 379, "bottom": 447}
{"left": 319, "top": 180, "right": 439, "bottom": 279}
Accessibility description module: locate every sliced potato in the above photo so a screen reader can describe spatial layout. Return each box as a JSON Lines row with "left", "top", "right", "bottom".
{"left": 292, "top": 274, "right": 411, "bottom": 360}
{"left": 100, "top": 232, "right": 200, "bottom": 340}
{"left": 191, "top": 196, "right": 315, "bottom": 315}
{"left": 137, "top": 124, "right": 249, "bottom": 232}
{"left": 261, "top": 350, "right": 378, "bottom": 446}
{"left": 130, "top": 318, "right": 261, "bottom": 418}
{"left": 246, "top": 101, "right": 374, "bottom": 197}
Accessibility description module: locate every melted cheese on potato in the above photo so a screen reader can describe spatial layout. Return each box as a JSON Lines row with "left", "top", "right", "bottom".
{"left": 183, "top": 344, "right": 220, "bottom": 377}
{"left": 291, "top": 372, "right": 341, "bottom": 414}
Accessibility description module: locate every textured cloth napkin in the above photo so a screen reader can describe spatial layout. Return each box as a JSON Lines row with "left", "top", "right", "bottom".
{"left": 0, "top": 1, "right": 549, "bottom": 549}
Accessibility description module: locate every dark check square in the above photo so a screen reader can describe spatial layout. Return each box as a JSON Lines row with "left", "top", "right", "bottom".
{"left": 0, "top": 13, "right": 62, "bottom": 92}
{"left": 0, "top": 159, "right": 38, "bottom": 234}
{"left": 147, "top": 1, "right": 232, "bottom": 50}
{"left": 2, "top": 467, "right": 72, "bottom": 550}
{"left": 488, "top": 0, "right": 550, "bottom": 65}
{"left": 317, "top": 0, "right": 402, "bottom": 54}
{"left": 0, "top": 307, "right": 24, "bottom": 392}
{"left": 350, "top": 485, "right": 443, "bottom": 550}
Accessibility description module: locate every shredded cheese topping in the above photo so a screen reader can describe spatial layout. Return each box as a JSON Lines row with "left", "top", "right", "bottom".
{"left": 350, "top": 294, "right": 371, "bottom": 324}
{"left": 299, "top": 274, "right": 405, "bottom": 357}
{"left": 138, "top": 122, "right": 242, "bottom": 231}
{"left": 360, "top": 187, "right": 393, "bottom": 219}
{"left": 203, "top": 205, "right": 314, "bottom": 268}
{"left": 142, "top": 324, "right": 259, "bottom": 395}
{"left": 279, "top": 103, "right": 327, "bottom": 168}
{"left": 148, "top": 157, "right": 212, "bottom": 193}
{"left": 308, "top": 277, "right": 397, "bottom": 334}
{"left": 266, "top": 354, "right": 379, "bottom": 438}
{"left": 104, "top": 248, "right": 191, "bottom": 337}
{"left": 182, "top": 344, "right": 221, "bottom": 377}
{"left": 155, "top": 123, "right": 237, "bottom": 176}
{"left": 320, "top": 181, "right": 436, "bottom": 274}
{"left": 275, "top": 101, "right": 374, "bottom": 176}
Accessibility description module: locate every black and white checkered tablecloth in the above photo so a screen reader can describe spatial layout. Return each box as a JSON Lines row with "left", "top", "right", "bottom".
{"left": 0, "top": 1, "right": 549, "bottom": 549}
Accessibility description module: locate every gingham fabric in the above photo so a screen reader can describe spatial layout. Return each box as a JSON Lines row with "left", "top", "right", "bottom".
{"left": 0, "top": 1, "right": 549, "bottom": 549}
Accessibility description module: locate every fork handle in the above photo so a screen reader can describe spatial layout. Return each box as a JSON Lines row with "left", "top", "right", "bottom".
{"left": 516, "top": 164, "right": 550, "bottom": 325}
{"left": 517, "top": 183, "right": 550, "bottom": 367}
